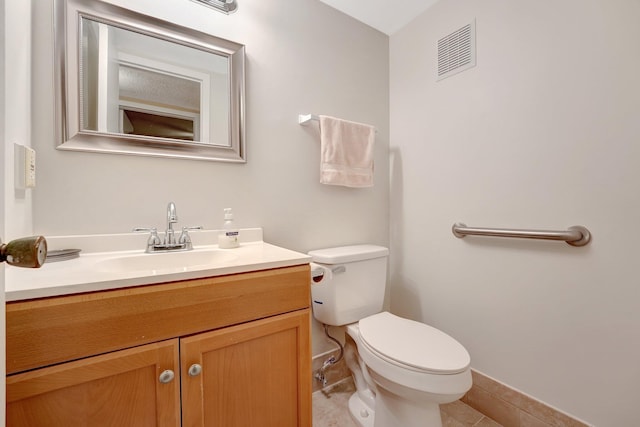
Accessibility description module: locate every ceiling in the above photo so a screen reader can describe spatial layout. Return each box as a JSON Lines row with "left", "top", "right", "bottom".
{"left": 318, "top": 0, "right": 440, "bottom": 35}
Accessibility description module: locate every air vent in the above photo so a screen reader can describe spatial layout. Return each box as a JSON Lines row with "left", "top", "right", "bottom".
{"left": 437, "top": 20, "right": 476, "bottom": 81}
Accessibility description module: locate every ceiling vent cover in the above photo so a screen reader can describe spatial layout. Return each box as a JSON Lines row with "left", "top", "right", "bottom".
{"left": 437, "top": 20, "right": 476, "bottom": 81}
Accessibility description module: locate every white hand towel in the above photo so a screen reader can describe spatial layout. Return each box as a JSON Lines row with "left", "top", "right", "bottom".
{"left": 319, "top": 115, "right": 375, "bottom": 188}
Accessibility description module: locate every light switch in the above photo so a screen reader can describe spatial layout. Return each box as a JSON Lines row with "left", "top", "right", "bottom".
{"left": 14, "top": 144, "right": 36, "bottom": 189}
{"left": 25, "top": 146, "right": 36, "bottom": 188}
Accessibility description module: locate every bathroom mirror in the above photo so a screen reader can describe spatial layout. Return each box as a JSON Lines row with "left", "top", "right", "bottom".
{"left": 55, "top": 0, "right": 246, "bottom": 162}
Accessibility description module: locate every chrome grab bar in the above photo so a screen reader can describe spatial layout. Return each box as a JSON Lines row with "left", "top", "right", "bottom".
{"left": 452, "top": 223, "right": 591, "bottom": 247}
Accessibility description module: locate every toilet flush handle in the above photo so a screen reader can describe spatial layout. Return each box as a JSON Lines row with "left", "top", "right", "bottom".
{"left": 310, "top": 264, "right": 345, "bottom": 283}
{"left": 332, "top": 265, "right": 346, "bottom": 274}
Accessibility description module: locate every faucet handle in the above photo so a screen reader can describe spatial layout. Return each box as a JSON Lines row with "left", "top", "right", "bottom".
{"left": 133, "top": 227, "right": 162, "bottom": 247}
{"left": 178, "top": 226, "right": 203, "bottom": 247}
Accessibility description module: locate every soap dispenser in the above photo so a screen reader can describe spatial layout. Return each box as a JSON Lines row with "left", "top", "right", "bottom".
{"left": 218, "top": 208, "right": 239, "bottom": 248}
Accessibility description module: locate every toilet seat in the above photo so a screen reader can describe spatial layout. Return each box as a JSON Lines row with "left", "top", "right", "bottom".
{"left": 358, "top": 312, "right": 470, "bottom": 375}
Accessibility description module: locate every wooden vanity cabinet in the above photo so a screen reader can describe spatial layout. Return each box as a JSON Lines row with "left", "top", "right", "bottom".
{"left": 181, "top": 310, "right": 310, "bottom": 427}
{"left": 6, "top": 265, "right": 312, "bottom": 427}
{"left": 7, "top": 340, "right": 181, "bottom": 426}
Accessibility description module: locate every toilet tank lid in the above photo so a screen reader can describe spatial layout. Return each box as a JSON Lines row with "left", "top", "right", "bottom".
{"left": 308, "top": 245, "right": 389, "bottom": 264}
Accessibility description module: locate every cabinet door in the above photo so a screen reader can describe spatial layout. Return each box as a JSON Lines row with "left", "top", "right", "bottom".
{"left": 181, "top": 309, "right": 312, "bottom": 427}
{"left": 7, "top": 339, "right": 180, "bottom": 427}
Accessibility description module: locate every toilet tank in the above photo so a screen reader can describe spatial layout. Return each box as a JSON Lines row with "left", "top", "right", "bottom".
{"left": 308, "top": 245, "right": 389, "bottom": 326}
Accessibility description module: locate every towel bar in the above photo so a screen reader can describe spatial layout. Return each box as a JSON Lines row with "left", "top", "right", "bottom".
{"left": 298, "top": 114, "right": 319, "bottom": 125}
{"left": 452, "top": 223, "right": 591, "bottom": 247}
{"left": 298, "top": 113, "right": 378, "bottom": 133}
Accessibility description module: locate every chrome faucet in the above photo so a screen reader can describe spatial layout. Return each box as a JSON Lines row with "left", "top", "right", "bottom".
{"left": 134, "top": 202, "right": 202, "bottom": 253}
{"left": 165, "top": 202, "right": 178, "bottom": 245}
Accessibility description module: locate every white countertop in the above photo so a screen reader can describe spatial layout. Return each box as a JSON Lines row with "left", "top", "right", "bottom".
{"left": 6, "top": 228, "right": 311, "bottom": 302}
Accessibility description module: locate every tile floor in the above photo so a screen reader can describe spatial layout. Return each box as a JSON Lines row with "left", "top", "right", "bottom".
{"left": 313, "top": 377, "right": 503, "bottom": 427}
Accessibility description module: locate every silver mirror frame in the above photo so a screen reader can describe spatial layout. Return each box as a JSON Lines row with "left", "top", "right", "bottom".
{"left": 191, "top": 0, "right": 238, "bottom": 15}
{"left": 55, "top": 0, "right": 246, "bottom": 162}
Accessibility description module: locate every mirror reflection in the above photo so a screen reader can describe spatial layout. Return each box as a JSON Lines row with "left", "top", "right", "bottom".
{"left": 80, "top": 17, "right": 229, "bottom": 145}
{"left": 118, "top": 66, "right": 199, "bottom": 141}
{"left": 56, "top": 0, "right": 245, "bottom": 162}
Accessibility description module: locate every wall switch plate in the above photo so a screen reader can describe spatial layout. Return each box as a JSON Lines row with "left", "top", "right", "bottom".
{"left": 14, "top": 143, "right": 36, "bottom": 189}
{"left": 25, "top": 146, "right": 36, "bottom": 187}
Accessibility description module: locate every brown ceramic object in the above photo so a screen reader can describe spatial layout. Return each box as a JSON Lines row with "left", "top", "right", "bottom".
{"left": 0, "top": 236, "right": 47, "bottom": 268}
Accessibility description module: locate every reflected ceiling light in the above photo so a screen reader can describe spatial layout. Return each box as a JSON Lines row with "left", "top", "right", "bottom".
{"left": 192, "top": 0, "right": 238, "bottom": 14}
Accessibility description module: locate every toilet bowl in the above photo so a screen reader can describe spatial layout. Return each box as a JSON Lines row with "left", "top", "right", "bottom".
{"left": 309, "top": 245, "right": 472, "bottom": 427}
{"left": 345, "top": 314, "right": 471, "bottom": 427}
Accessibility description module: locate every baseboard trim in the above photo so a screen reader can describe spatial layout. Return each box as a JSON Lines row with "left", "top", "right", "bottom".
{"left": 462, "top": 370, "right": 592, "bottom": 427}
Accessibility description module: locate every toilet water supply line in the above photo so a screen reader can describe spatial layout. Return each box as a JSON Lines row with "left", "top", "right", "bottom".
{"left": 315, "top": 324, "right": 344, "bottom": 386}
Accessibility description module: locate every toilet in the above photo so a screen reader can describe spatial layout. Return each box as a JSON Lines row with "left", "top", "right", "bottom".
{"left": 309, "top": 245, "right": 472, "bottom": 427}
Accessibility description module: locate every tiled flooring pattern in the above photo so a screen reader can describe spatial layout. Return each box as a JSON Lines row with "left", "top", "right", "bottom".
{"left": 313, "top": 378, "right": 503, "bottom": 427}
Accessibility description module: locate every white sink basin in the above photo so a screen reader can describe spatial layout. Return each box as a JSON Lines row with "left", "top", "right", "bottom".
{"left": 6, "top": 230, "right": 312, "bottom": 302}
{"left": 96, "top": 249, "right": 238, "bottom": 274}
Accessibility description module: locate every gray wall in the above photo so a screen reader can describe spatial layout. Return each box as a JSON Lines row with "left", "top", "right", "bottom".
{"left": 17, "top": 0, "right": 637, "bottom": 424}
{"left": 390, "top": 0, "right": 640, "bottom": 425}
{"left": 27, "top": 0, "right": 389, "bottom": 355}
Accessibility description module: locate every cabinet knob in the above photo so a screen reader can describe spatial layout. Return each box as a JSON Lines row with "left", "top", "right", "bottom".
{"left": 158, "top": 369, "right": 175, "bottom": 384}
{"left": 188, "top": 364, "right": 202, "bottom": 377}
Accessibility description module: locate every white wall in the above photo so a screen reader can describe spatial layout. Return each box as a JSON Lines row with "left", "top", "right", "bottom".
{"left": 1, "top": 0, "right": 6, "bottom": 423}
{"left": 4, "top": 0, "right": 32, "bottom": 240}
{"left": 390, "top": 1, "right": 640, "bottom": 426}
{"left": 4, "top": 1, "right": 36, "bottom": 423}
{"left": 28, "top": 0, "right": 389, "bottom": 356}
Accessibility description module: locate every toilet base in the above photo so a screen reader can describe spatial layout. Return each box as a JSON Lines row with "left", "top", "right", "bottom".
{"left": 348, "top": 392, "right": 374, "bottom": 427}
{"left": 374, "top": 386, "right": 443, "bottom": 427}
{"left": 348, "top": 388, "right": 444, "bottom": 427}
